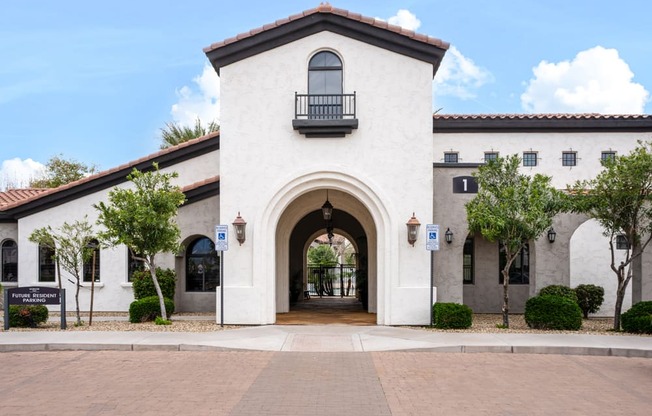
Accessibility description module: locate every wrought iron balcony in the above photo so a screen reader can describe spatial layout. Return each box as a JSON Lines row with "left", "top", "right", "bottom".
{"left": 293, "top": 92, "right": 358, "bottom": 137}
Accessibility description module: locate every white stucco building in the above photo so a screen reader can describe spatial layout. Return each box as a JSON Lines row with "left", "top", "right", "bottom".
{"left": 2, "top": 4, "right": 652, "bottom": 324}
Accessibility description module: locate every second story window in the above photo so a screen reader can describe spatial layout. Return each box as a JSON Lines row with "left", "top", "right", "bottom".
{"left": 444, "top": 152, "right": 459, "bottom": 163}
{"left": 308, "top": 51, "right": 342, "bottom": 119}
{"left": 484, "top": 152, "right": 498, "bottom": 162}
{"left": 562, "top": 151, "right": 577, "bottom": 167}
{"left": 523, "top": 152, "right": 538, "bottom": 167}
{"left": 601, "top": 151, "right": 616, "bottom": 162}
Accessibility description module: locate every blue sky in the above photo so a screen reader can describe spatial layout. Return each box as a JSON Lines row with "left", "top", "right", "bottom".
{"left": 1, "top": 0, "right": 651, "bottom": 189}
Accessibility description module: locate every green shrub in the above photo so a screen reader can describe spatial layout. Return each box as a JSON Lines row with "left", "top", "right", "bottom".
{"left": 539, "top": 285, "right": 578, "bottom": 304}
{"left": 574, "top": 284, "right": 605, "bottom": 318}
{"left": 8, "top": 305, "right": 49, "bottom": 327}
{"left": 432, "top": 302, "right": 473, "bottom": 329}
{"left": 525, "top": 295, "right": 582, "bottom": 330}
{"left": 129, "top": 296, "right": 175, "bottom": 323}
{"left": 132, "top": 268, "right": 176, "bottom": 300}
{"left": 621, "top": 301, "right": 652, "bottom": 334}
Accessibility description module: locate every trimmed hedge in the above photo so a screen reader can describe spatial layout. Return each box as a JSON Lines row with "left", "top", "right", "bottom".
{"left": 574, "top": 284, "right": 605, "bottom": 318}
{"left": 525, "top": 295, "right": 582, "bottom": 330}
{"left": 132, "top": 268, "right": 176, "bottom": 300}
{"left": 129, "top": 296, "right": 175, "bottom": 323}
{"left": 432, "top": 302, "right": 473, "bottom": 329}
{"left": 539, "top": 285, "right": 578, "bottom": 304}
{"left": 621, "top": 301, "right": 652, "bottom": 334}
{"left": 8, "top": 305, "right": 49, "bottom": 327}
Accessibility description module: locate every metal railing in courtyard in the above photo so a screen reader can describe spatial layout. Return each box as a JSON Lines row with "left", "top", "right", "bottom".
{"left": 307, "top": 265, "right": 357, "bottom": 298}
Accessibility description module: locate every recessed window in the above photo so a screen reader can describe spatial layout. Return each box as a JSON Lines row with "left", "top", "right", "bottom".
{"left": 484, "top": 152, "right": 498, "bottom": 163}
{"left": 444, "top": 152, "right": 459, "bottom": 163}
{"left": 616, "top": 235, "right": 630, "bottom": 250}
{"left": 499, "top": 242, "right": 529, "bottom": 284}
{"left": 562, "top": 151, "right": 577, "bottom": 167}
{"left": 523, "top": 152, "right": 538, "bottom": 167}
{"left": 601, "top": 151, "right": 616, "bottom": 162}
{"left": 463, "top": 237, "right": 474, "bottom": 284}
{"left": 38, "top": 244, "right": 56, "bottom": 282}
{"left": 308, "top": 51, "right": 343, "bottom": 119}
{"left": 186, "top": 237, "right": 220, "bottom": 292}
{"left": 127, "top": 250, "right": 146, "bottom": 283}
{"left": 1, "top": 240, "right": 18, "bottom": 282}
{"left": 83, "top": 239, "right": 100, "bottom": 282}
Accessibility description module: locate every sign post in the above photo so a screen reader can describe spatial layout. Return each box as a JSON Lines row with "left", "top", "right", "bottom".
{"left": 4, "top": 287, "right": 67, "bottom": 330}
{"left": 215, "top": 225, "right": 229, "bottom": 327}
{"left": 426, "top": 224, "right": 440, "bottom": 326}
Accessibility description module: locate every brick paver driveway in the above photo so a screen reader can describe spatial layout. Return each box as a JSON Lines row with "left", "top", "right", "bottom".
{"left": 1, "top": 351, "right": 650, "bottom": 415}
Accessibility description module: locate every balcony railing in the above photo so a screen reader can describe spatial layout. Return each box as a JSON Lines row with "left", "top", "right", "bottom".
{"left": 294, "top": 92, "right": 356, "bottom": 120}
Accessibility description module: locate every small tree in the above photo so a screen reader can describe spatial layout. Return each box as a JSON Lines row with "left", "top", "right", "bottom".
{"left": 30, "top": 155, "right": 96, "bottom": 188}
{"left": 160, "top": 118, "right": 219, "bottom": 149}
{"left": 29, "top": 218, "right": 95, "bottom": 326}
{"left": 95, "top": 163, "right": 185, "bottom": 321}
{"left": 308, "top": 244, "right": 338, "bottom": 266}
{"left": 466, "top": 155, "right": 565, "bottom": 327}
{"left": 569, "top": 141, "right": 652, "bottom": 330}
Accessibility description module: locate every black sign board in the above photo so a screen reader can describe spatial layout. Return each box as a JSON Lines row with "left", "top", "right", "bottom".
{"left": 4, "top": 287, "right": 66, "bottom": 330}
{"left": 7, "top": 286, "right": 61, "bottom": 305}
{"left": 452, "top": 176, "right": 478, "bottom": 194}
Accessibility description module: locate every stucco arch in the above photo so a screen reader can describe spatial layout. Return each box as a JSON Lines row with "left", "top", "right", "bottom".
{"left": 257, "top": 170, "right": 394, "bottom": 324}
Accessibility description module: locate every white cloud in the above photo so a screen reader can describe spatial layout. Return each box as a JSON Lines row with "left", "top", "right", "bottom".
{"left": 170, "top": 63, "right": 220, "bottom": 127}
{"left": 521, "top": 46, "right": 649, "bottom": 113}
{"left": 387, "top": 9, "right": 421, "bottom": 31}
{"left": 434, "top": 46, "right": 494, "bottom": 100}
{"left": 0, "top": 158, "right": 45, "bottom": 191}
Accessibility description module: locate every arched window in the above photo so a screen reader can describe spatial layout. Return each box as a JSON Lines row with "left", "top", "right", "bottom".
{"left": 39, "top": 243, "right": 56, "bottom": 282}
{"left": 186, "top": 237, "right": 219, "bottom": 292}
{"left": 499, "top": 242, "right": 529, "bottom": 284}
{"left": 1, "top": 240, "right": 18, "bottom": 282}
{"left": 308, "top": 51, "right": 342, "bottom": 119}
{"left": 83, "top": 239, "right": 100, "bottom": 282}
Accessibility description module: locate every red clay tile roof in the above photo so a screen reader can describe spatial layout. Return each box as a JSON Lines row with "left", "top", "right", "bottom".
{"left": 433, "top": 114, "right": 652, "bottom": 120}
{"left": 0, "top": 131, "right": 220, "bottom": 212}
{"left": 182, "top": 176, "right": 220, "bottom": 193}
{"left": 0, "top": 189, "right": 49, "bottom": 208}
{"left": 203, "top": 2, "right": 450, "bottom": 54}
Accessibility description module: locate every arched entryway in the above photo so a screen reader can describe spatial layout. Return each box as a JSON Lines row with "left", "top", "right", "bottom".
{"left": 270, "top": 174, "right": 386, "bottom": 324}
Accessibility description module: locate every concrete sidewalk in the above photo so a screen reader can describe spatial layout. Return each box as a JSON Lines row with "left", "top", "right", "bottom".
{"left": 1, "top": 324, "right": 651, "bottom": 356}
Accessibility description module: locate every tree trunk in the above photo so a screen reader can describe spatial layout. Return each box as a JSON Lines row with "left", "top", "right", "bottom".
{"left": 502, "top": 270, "right": 510, "bottom": 328}
{"left": 89, "top": 251, "right": 96, "bottom": 326}
{"left": 75, "top": 277, "right": 81, "bottom": 326}
{"left": 613, "top": 284, "right": 625, "bottom": 331}
{"left": 149, "top": 265, "right": 168, "bottom": 321}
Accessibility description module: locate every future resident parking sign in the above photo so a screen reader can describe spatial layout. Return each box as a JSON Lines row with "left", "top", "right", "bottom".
{"left": 426, "top": 224, "right": 439, "bottom": 251}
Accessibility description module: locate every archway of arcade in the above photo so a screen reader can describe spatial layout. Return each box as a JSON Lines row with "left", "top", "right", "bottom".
{"left": 275, "top": 188, "right": 377, "bottom": 325}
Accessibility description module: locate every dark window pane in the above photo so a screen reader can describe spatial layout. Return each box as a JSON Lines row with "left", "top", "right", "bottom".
{"left": 562, "top": 152, "right": 576, "bottom": 166}
{"left": 616, "top": 235, "right": 630, "bottom": 250}
{"left": 484, "top": 152, "right": 498, "bottom": 162}
{"left": 127, "top": 251, "right": 145, "bottom": 283}
{"left": 444, "top": 153, "right": 458, "bottom": 163}
{"left": 309, "top": 51, "right": 342, "bottom": 68}
{"left": 2, "top": 240, "right": 18, "bottom": 282}
{"left": 83, "top": 239, "right": 100, "bottom": 282}
{"left": 523, "top": 152, "right": 537, "bottom": 167}
{"left": 463, "top": 237, "right": 474, "bottom": 284}
{"left": 601, "top": 151, "right": 616, "bottom": 162}
{"left": 186, "top": 237, "right": 220, "bottom": 292}
{"left": 39, "top": 244, "right": 56, "bottom": 282}
{"left": 499, "top": 242, "right": 529, "bottom": 284}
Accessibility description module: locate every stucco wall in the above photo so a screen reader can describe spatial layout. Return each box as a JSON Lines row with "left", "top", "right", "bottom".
{"left": 219, "top": 31, "right": 434, "bottom": 324}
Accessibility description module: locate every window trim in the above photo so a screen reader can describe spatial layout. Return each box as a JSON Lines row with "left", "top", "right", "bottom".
{"left": 562, "top": 151, "right": 577, "bottom": 167}
{"left": 444, "top": 152, "right": 459, "bottom": 163}
{"left": 523, "top": 151, "right": 538, "bottom": 167}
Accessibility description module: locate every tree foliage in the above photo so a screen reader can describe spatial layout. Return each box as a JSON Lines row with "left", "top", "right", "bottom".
{"left": 29, "top": 155, "right": 96, "bottom": 188}
{"left": 466, "top": 154, "right": 565, "bottom": 327}
{"left": 308, "top": 244, "right": 338, "bottom": 266}
{"left": 28, "top": 217, "right": 95, "bottom": 325}
{"left": 569, "top": 141, "right": 652, "bottom": 330}
{"left": 95, "top": 163, "right": 185, "bottom": 321}
{"left": 160, "top": 118, "right": 219, "bottom": 149}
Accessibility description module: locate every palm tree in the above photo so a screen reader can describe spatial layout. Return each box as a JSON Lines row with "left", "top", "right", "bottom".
{"left": 160, "top": 118, "right": 219, "bottom": 149}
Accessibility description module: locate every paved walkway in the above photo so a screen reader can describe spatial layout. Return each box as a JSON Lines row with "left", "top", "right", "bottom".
{"left": 1, "top": 324, "right": 651, "bottom": 356}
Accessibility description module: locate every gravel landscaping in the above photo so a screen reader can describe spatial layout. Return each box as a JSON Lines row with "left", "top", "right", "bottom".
{"left": 2, "top": 312, "right": 648, "bottom": 336}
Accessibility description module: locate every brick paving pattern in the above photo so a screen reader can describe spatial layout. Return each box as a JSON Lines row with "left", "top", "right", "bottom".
{"left": 1, "top": 351, "right": 651, "bottom": 415}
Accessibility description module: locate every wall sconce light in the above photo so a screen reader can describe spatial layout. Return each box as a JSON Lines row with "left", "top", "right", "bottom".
{"left": 406, "top": 213, "right": 421, "bottom": 246}
{"left": 547, "top": 227, "right": 556, "bottom": 243}
{"left": 445, "top": 228, "right": 453, "bottom": 244}
{"left": 232, "top": 212, "right": 247, "bottom": 245}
